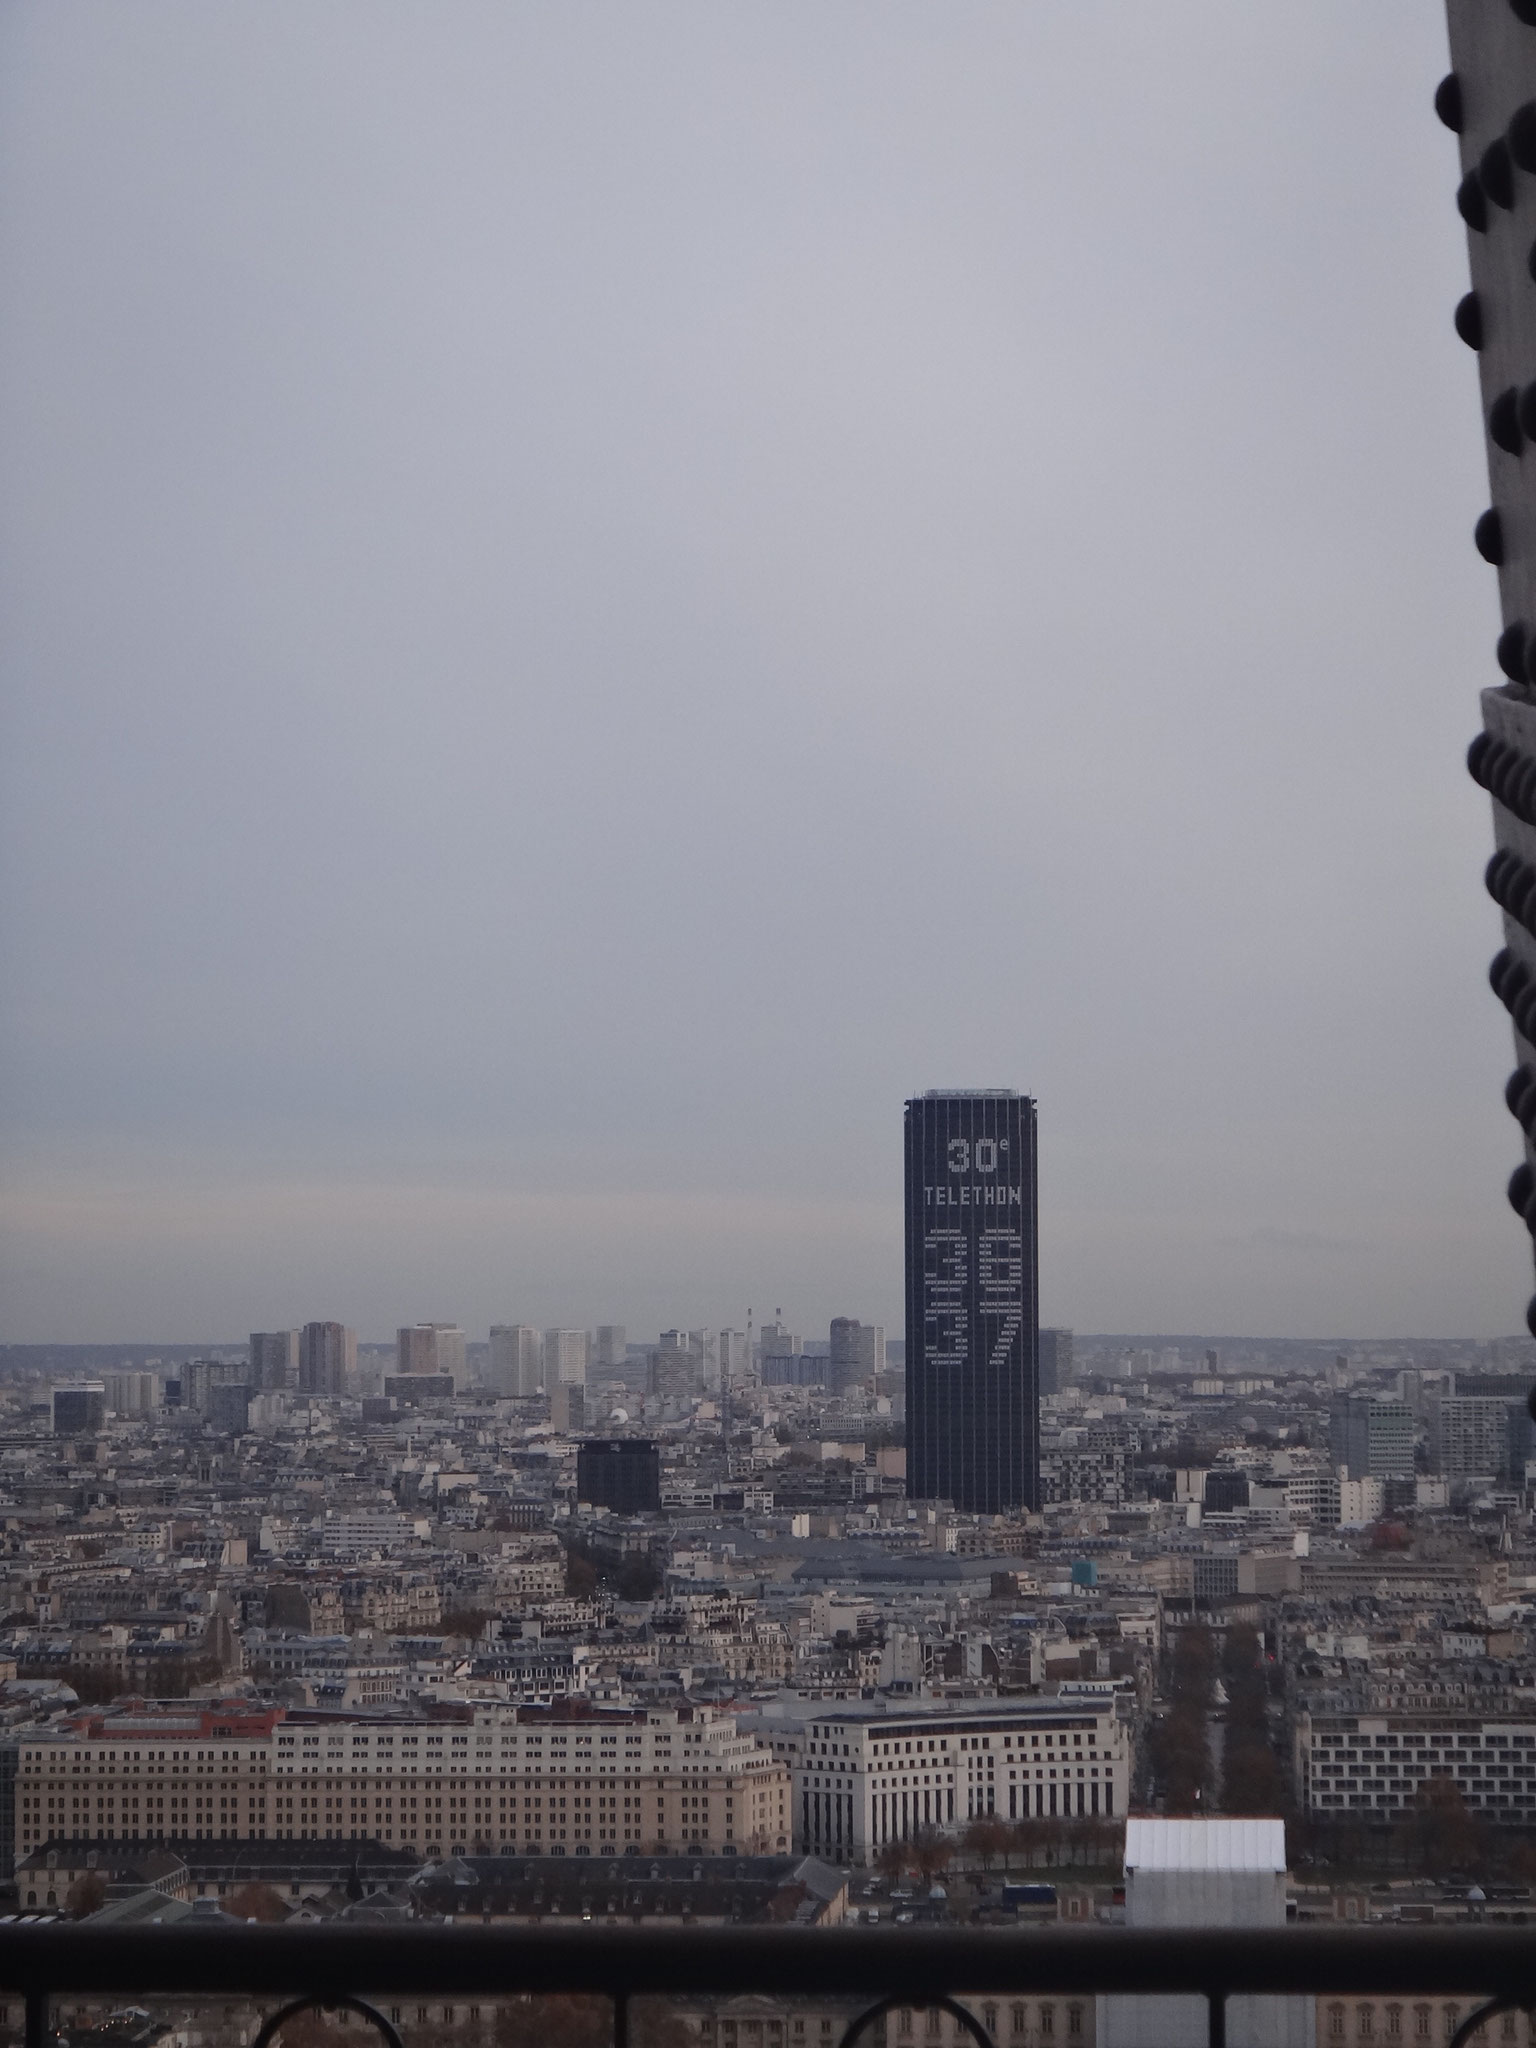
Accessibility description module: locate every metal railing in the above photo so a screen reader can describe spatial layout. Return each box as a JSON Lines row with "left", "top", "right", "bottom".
{"left": 4, "top": 1926, "right": 1536, "bottom": 2048}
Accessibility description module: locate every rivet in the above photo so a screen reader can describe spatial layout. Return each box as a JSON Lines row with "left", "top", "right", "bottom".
{"left": 1477, "top": 508, "right": 1507, "bottom": 564}
{"left": 1436, "top": 74, "right": 1465, "bottom": 132}
{"left": 1456, "top": 292, "right": 1485, "bottom": 348}
{"left": 1492, "top": 388, "right": 1525, "bottom": 455}
{"left": 1513, "top": 101, "right": 1536, "bottom": 172}
{"left": 1459, "top": 170, "right": 1490, "bottom": 233}
{"left": 1483, "top": 139, "right": 1517, "bottom": 209}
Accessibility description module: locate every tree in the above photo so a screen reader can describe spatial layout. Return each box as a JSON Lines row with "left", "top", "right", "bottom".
{"left": 492, "top": 1997, "right": 611, "bottom": 2048}
{"left": 1221, "top": 1743, "right": 1284, "bottom": 1816}
{"left": 615, "top": 1555, "right": 661, "bottom": 1602}
{"left": 227, "top": 1881, "right": 288, "bottom": 1922}
{"left": 64, "top": 1872, "right": 106, "bottom": 1919}
{"left": 1396, "top": 1779, "right": 1486, "bottom": 1878}
{"left": 565, "top": 1552, "right": 599, "bottom": 1600}
{"left": 910, "top": 1827, "right": 953, "bottom": 1885}
{"left": 875, "top": 1839, "right": 908, "bottom": 1882}
{"left": 1009, "top": 1819, "right": 1045, "bottom": 1870}
{"left": 963, "top": 1817, "right": 1010, "bottom": 1875}
{"left": 630, "top": 2005, "right": 698, "bottom": 2048}
{"left": 440, "top": 1607, "right": 495, "bottom": 1641}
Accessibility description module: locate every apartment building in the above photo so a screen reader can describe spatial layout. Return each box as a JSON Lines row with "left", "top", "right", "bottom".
{"left": 767, "top": 1697, "right": 1130, "bottom": 1867}
{"left": 1295, "top": 1706, "right": 1536, "bottom": 1824}
{"left": 682, "top": 1998, "right": 1093, "bottom": 2048}
{"left": 15, "top": 1698, "right": 790, "bottom": 1865}
{"left": 1318, "top": 2002, "right": 1534, "bottom": 2048}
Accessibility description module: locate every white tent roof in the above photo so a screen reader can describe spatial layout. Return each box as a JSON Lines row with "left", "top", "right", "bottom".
{"left": 1123, "top": 1817, "right": 1286, "bottom": 1873}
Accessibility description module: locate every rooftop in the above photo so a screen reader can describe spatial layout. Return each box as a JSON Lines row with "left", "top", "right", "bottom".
{"left": 1123, "top": 1817, "right": 1286, "bottom": 1874}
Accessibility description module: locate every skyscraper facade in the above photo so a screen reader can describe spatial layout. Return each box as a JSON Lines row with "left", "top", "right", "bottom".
{"left": 396, "top": 1326, "right": 438, "bottom": 1376}
{"left": 248, "top": 1330, "right": 298, "bottom": 1393}
{"left": 576, "top": 1439, "right": 662, "bottom": 1514}
{"left": 298, "top": 1322, "right": 356, "bottom": 1398}
{"left": 1039, "top": 1328, "right": 1073, "bottom": 1398}
{"left": 1328, "top": 1395, "right": 1416, "bottom": 1482}
{"left": 488, "top": 1324, "right": 543, "bottom": 1397}
{"left": 904, "top": 1090, "right": 1038, "bottom": 1512}
{"left": 544, "top": 1329, "right": 589, "bottom": 1387}
{"left": 423, "top": 1323, "right": 466, "bottom": 1390}
{"left": 829, "top": 1318, "right": 886, "bottom": 1395}
{"left": 396, "top": 1324, "right": 465, "bottom": 1388}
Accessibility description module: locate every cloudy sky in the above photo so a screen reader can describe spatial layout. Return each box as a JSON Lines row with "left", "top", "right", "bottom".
{"left": 0, "top": 1, "right": 1520, "bottom": 1344}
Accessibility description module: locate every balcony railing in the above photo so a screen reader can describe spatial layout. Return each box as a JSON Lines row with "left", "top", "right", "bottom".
{"left": 3, "top": 1926, "right": 1536, "bottom": 2048}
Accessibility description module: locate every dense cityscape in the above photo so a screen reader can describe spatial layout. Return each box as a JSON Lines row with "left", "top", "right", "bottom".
{"left": 2, "top": 1071, "right": 1535, "bottom": 2048}
{"left": 7, "top": 0, "right": 1536, "bottom": 2045}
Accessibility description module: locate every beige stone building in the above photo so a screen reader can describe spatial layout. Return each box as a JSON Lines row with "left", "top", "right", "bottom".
{"left": 15, "top": 1696, "right": 790, "bottom": 1864}
{"left": 1318, "top": 2002, "right": 1533, "bottom": 2048}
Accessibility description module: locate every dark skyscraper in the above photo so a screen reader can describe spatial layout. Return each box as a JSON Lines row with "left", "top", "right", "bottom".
{"left": 576, "top": 1438, "right": 662, "bottom": 1514}
{"left": 904, "top": 1090, "right": 1038, "bottom": 1512}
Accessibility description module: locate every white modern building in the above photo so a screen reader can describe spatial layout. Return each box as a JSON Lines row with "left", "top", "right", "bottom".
{"left": 545, "top": 1329, "right": 589, "bottom": 1387}
{"left": 767, "top": 1696, "right": 1129, "bottom": 1867}
{"left": 1101, "top": 1818, "right": 1312, "bottom": 2048}
{"left": 488, "top": 1325, "right": 543, "bottom": 1397}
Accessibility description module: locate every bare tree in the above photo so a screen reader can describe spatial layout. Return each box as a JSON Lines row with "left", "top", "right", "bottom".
{"left": 64, "top": 1872, "right": 106, "bottom": 1919}
{"left": 227, "top": 1881, "right": 288, "bottom": 1922}
{"left": 910, "top": 1827, "right": 953, "bottom": 1885}
{"left": 963, "top": 1818, "right": 1010, "bottom": 1875}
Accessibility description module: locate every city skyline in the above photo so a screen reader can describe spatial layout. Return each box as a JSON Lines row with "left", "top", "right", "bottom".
{"left": 1, "top": 1, "right": 1525, "bottom": 1344}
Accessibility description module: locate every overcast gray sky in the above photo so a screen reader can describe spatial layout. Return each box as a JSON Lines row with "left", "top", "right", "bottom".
{"left": 0, "top": 1, "right": 1521, "bottom": 1344}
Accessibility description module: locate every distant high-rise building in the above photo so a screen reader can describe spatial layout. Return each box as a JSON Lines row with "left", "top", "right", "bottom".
{"left": 648, "top": 1341, "right": 697, "bottom": 1399}
{"left": 248, "top": 1330, "right": 298, "bottom": 1393}
{"left": 829, "top": 1319, "right": 886, "bottom": 1395}
{"left": 1329, "top": 1395, "right": 1416, "bottom": 1481}
{"left": 396, "top": 1327, "right": 437, "bottom": 1375}
{"left": 1039, "top": 1328, "right": 1074, "bottom": 1398}
{"left": 545, "top": 1329, "right": 589, "bottom": 1387}
{"left": 206, "top": 1380, "right": 252, "bottom": 1434}
{"left": 758, "top": 1320, "right": 799, "bottom": 1363}
{"left": 186, "top": 1358, "right": 250, "bottom": 1417}
{"left": 594, "top": 1326, "right": 628, "bottom": 1369}
{"left": 549, "top": 1381, "right": 586, "bottom": 1433}
{"left": 488, "top": 1324, "right": 543, "bottom": 1397}
{"left": 422, "top": 1323, "right": 466, "bottom": 1390}
{"left": 396, "top": 1324, "right": 465, "bottom": 1388}
{"left": 299, "top": 1322, "right": 356, "bottom": 1398}
{"left": 576, "top": 1439, "right": 662, "bottom": 1514}
{"left": 719, "top": 1330, "right": 751, "bottom": 1379}
{"left": 1426, "top": 1374, "right": 1533, "bottom": 1484}
{"left": 103, "top": 1371, "right": 157, "bottom": 1417}
{"left": 760, "top": 1354, "right": 827, "bottom": 1388}
{"left": 52, "top": 1386, "right": 104, "bottom": 1436}
{"left": 904, "top": 1090, "right": 1038, "bottom": 1513}
{"left": 1429, "top": 1392, "right": 1528, "bottom": 1485}
{"left": 718, "top": 1329, "right": 750, "bottom": 1444}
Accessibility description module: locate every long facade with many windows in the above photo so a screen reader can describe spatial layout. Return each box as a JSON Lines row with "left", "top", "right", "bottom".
{"left": 15, "top": 1696, "right": 789, "bottom": 1865}
{"left": 1295, "top": 1706, "right": 1536, "bottom": 1824}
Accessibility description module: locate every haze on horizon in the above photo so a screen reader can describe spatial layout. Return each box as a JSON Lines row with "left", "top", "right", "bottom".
{"left": 0, "top": 1, "right": 1521, "bottom": 1346}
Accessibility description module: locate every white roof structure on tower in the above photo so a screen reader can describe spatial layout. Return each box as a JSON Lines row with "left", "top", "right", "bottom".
{"left": 1123, "top": 1817, "right": 1286, "bottom": 1874}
